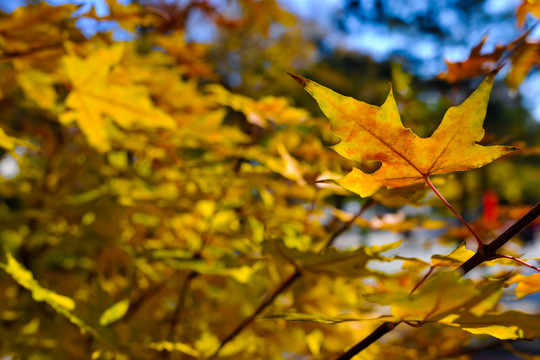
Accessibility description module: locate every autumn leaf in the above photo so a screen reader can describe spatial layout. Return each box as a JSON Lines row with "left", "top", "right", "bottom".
{"left": 438, "top": 36, "right": 505, "bottom": 83}
{"left": 61, "top": 44, "right": 176, "bottom": 152}
{"left": 0, "top": 251, "right": 95, "bottom": 335}
{"left": 367, "top": 271, "right": 503, "bottom": 322}
{"left": 265, "top": 240, "right": 400, "bottom": 277}
{"left": 289, "top": 72, "right": 516, "bottom": 197}
{"left": 438, "top": 33, "right": 529, "bottom": 84}
{"left": 510, "top": 273, "right": 540, "bottom": 299}
{"left": 506, "top": 41, "right": 540, "bottom": 89}
{"left": 84, "top": 0, "right": 163, "bottom": 32}
{"left": 439, "top": 311, "right": 540, "bottom": 340}
{"left": 517, "top": 0, "right": 540, "bottom": 27}
{"left": 264, "top": 312, "right": 391, "bottom": 325}
{"left": 99, "top": 298, "right": 130, "bottom": 326}
{"left": 0, "top": 128, "right": 37, "bottom": 151}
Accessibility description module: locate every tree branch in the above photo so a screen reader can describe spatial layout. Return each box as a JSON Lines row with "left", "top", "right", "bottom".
{"left": 337, "top": 201, "right": 540, "bottom": 360}
{"left": 210, "top": 200, "right": 374, "bottom": 358}
{"left": 209, "top": 270, "right": 301, "bottom": 359}
{"left": 458, "top": 201, "right": 540, "bottom": 274}
{"left": 335, "top": 322, "right": 399, "bottom": 360}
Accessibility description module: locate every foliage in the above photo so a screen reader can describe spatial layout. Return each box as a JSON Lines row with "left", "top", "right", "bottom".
{"left": 0, "top": 1, "right": 540, "bottom": 360}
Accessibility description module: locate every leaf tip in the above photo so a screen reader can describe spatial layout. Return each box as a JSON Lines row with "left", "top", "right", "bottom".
{"left": 488, "top": 65, "right": 504, "bottom": 78}
{"left": 287, "top": 72, "right": 309, "bottom": 88}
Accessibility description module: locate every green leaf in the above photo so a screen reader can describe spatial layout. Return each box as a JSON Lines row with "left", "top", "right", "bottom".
{"left": 99, "top": 298, "right": 130, "bottom": 326}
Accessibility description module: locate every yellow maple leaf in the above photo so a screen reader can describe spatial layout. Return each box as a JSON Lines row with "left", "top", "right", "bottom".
{"left": 506, "top": 41, "right": 540, "bottom": 89}
{"left": 61, "top": 44, "right": 175, "bottom": 152}
{"left": 510, "top": 273, "right": 540, "bottom": 299}
{"left": 289, "top": 72, "right": 516, "bottom": 197}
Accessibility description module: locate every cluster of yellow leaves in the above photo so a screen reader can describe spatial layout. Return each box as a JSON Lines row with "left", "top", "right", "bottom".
{"left": 60, "top": 44, "right": 175, "bottom": 152}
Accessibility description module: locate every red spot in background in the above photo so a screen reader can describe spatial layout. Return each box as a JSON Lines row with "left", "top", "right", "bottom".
{"left": 482, "top": 189, "right": 499, "bottom": 227}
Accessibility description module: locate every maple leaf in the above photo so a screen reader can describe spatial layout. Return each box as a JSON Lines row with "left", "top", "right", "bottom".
{"left": 517, "top": 0, "right": 540, "bottom": 27}
{"left": 61, "top": 44, "right": 176, "bottom": 152}
{"left": 438, "top": 33, "right": 530, "bottom": 84}
{"left": 506, "top": 40, "right": 540, "bottom": 89}
{"left": 438, "top": 36, "right": 505, "bottom": 83}
{"left": 289, "top": 72, "right": 517, "bottom": 197}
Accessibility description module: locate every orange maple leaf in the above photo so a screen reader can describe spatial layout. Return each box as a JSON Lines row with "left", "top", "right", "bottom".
{"left": 438, "top": 36, "right": 505, "bottom": 83}
{"left": 517, "top": 0, "right": 540, "bottom": 27}
{"left": 289, "top": 72, "right": 517, "bottom": 197}
{"left": 439, "top": 33, "right": 530, "bottom": 84}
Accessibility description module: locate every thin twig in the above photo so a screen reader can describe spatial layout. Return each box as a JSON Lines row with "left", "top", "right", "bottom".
{"left": 209, "top": 271, "right": 302, "bottom": 359}
{"left": 210, "top": 200, "right": 375, "bottom": 358}
{"left": 491, "top": 254, "right": 540, "bottom": 273}
{"left": 335, "top": 322, "right": 399, "bottom": 360}
{"left": 410, "top": 266, "right": 435, "bottom": 295}
{"left": 424, "top": 176, "right": 484, "bottom": 251}
{"left": 162, "top": 271, "right": 198, "bottom": 359}
{"left": 322, "top": 199, "right": 376, "bottom": 250}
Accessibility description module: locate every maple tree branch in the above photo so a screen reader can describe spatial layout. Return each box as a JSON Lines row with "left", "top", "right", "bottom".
{"left": 210, "top": 270, "right": 301, "bottom": 358}
{"left": 458, "top": 201, "right": 540, "bottom": 274}
{"left": 211, "top": 200, "right": 374, "bottom": 358}
{"left": 337, "top": 201, "right": 540, "bottom": 359}
{"left": 163, "top": 272, "right": 198, "bottom": 352}
{"left": 424, "top": 176, "right": 484, "bottom": 251}
{"left": 335, "top": 321, "right": 399, "bottom": 360}
{"left": 323, "top": 199, "right": 376, "bottom": 250}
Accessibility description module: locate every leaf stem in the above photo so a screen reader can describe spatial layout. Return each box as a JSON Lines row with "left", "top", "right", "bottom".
{"left": 409, "top": 266, "right": 435, "bottom": 295}
{"left": 322, "top": 199, "right": 376, "bottom": 250}
{"left": 424, "top": 176, "right": 484, "bottom": 252}
{"left": 491, "top": 254, "right": 540, "bottom": 273}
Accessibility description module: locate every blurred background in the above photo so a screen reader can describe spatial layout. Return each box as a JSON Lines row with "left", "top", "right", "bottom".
{"left": 2, "top": 0, "right": 539, "bottom": 116}
{"left": 1, "top": 0, "right": 539, "bottom": 232}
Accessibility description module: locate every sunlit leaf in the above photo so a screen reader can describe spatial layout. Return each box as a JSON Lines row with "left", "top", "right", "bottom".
{"left": 99, "top": 298, "right": 130, "bottom": 326}
{"left": 0, "top": 252, "right": 95, "bottom": 335}
{"left": 368, "top": 271, "right": 503, "bottom": 321}
{"left": 61, "top": 44, "right": 175, "bottom": 152}
{"left": 439, "top": 311, "right": 540, "bottom": 340}
{"left": 264, "top": 312, "right": 393, "bottom": 325}
{"left": 510, "top": 273, "right": 540, "bottom": 299}
{"left": 289, "top": 72, "right": 516, "bottom": 197}
{"left": 148, "top": 341, "right": 201, "bottom": 357}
